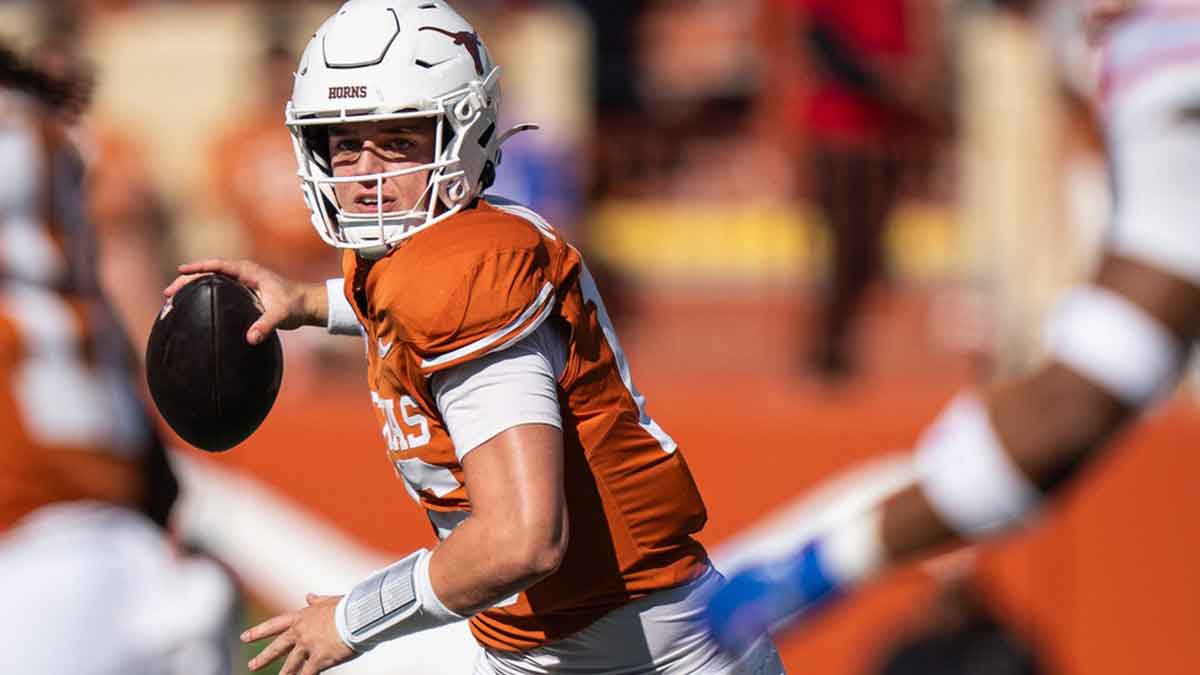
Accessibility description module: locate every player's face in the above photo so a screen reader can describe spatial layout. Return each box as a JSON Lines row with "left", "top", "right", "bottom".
{"left": 327, "top": 119, "right": 438, "bottom": 214}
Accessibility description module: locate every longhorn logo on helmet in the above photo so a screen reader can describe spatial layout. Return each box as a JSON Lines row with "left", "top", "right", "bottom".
{"left": 418, "top": 26, "right": 485, "bottom": 76}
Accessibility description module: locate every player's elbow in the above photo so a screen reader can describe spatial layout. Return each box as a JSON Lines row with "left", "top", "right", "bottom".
{"left": 1000, "top": 364, "right": 1130, "bottom": 491}
{"left": 502, "top": 512, "right": 568, "bottom": 582}
{"left": 523, "top": 521, "right": 569, "bottom": 580}
{"left": 516, "top": 541, "right": 565, "bottom": 582}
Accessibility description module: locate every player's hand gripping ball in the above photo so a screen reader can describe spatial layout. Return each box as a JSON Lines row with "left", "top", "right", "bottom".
{"left": 146, "top": 274, "right": 283, "bottom": 452}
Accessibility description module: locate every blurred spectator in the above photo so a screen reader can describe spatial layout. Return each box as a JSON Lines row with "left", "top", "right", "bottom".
{"left": 85, "top": 126, "right": 176, "bottom": 350}
{"left": 32, "top": 0, "right": 176, "bottom": 351}
{"left": 587, "top": 0, "right": 770, "bottom": 202}
{"left": 579, "top": 1, "right": 782, "bottom": 319}
{"left": 489, "top": 118, "right": 584, "bottom": 236}
{"left": 571, "top": 0, "right": 641, "bottom": 118}
{"left": 482, "top": 3, "right": 588, "bottom": 238}
{"left": 207, "top": 43, "right": 338, "bottom": 283}
{"left": 956, "top": 0, "right": 1106, "bottom": 376}
{"left": 764, "top": 0, "right": 948, "bottom": 380}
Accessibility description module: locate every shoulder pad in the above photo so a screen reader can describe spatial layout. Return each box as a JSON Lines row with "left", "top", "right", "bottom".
{"left": 378, "top": 206, "right": 557, "bottom": 373}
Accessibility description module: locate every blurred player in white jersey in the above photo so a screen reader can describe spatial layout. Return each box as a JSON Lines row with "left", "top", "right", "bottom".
{"left": 704, "top": 1, "right": 1200, "bottom": 654}
{"left": 0, "top": 41, "right": 236, "bottom": 674}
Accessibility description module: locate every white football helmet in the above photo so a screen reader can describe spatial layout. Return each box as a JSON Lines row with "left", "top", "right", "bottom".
{"left": 286, "top": 0, "right": 522, "bottom": 259}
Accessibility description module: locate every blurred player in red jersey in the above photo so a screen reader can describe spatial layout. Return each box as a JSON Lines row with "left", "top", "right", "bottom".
{"left": 704, "top": 0, "right": 1200, "bottom": 654}
{"left": 0, "top": 41, "right": 236, "bottom": 674}
{"left": 764, "top": 0, "right": 943, "bottom": 378}
{"left": 166, "top": 1, "right": 785, "bottom": 673}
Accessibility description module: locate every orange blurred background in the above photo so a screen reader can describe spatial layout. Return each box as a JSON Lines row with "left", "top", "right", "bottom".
{"left": 3, "top": 0, "right": 1196, "bottom": 673}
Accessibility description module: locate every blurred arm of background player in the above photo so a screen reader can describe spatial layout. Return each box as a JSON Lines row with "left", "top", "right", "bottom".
{"left": 882, "top": 255, "right": 1200, "bottom": 557}
{"left": 704, "top": 5, "right": 1200, "bottom": 654}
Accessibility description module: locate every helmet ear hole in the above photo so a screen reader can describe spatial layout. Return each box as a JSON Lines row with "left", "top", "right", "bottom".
{"left": 445, "top": 178, "right": 468, "bottom": 203}
{"left": 454, "top": 95, "right": 476, "bottom": 122}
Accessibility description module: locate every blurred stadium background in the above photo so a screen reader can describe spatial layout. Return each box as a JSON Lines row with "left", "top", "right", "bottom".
{"left": 3, "top": 0, "right": 1198, "bottom": 673}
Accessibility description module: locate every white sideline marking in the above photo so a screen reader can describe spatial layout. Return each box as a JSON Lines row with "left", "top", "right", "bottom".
{"left": 711, "top": 455, "right": 917, "bottom": 572}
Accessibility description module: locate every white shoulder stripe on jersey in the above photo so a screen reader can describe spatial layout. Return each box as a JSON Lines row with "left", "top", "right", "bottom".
{"left": 485, "top": 196, "right": 558, "bottom": 241}
{"left": 488, "top": 297, "right": 557, "bottom": 357}
{"left": 419, "top": 281, "right": 555, "bottom": 369}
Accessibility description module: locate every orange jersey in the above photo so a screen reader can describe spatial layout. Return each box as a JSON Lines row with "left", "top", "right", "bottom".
{"left": 0, "top": 92, "right": 174, "bottom": 533}
{"left": 340, "top": 198, "right": 709, "bottom": 651}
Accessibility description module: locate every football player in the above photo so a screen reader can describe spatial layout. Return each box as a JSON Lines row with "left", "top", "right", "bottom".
{"left": 702, "top": 1, "right": 1200, "bottom": 656}
{"left": 0, "top": 41, "right": 236, "bottom": 674}
{"left": 165, "top": 1, "right": 786, "bottom": 674}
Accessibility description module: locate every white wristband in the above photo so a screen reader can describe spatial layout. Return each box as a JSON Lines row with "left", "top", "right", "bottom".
{"left": 326, "top": 278, "right": 363, "bottom": 336}
{"left": 1045, "top": 286, "right": 1184, "bottom": 407}
{"left": 821, "top": 508, "right": 886, "bottom": 586}
{"left": 335, "top": 549, "right": 465, "bottom": 652}
{"left": 915, "top": 394, "right": 1041, "bottom": 538}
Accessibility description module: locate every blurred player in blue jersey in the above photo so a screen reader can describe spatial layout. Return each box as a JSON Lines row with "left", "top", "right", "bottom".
{"left": 705, "top": 2, "right": 1200, "bottom": 654}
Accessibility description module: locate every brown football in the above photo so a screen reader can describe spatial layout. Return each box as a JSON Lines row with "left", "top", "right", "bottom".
{"left": 146, "top": 274, "right": 283, "bottom": 452}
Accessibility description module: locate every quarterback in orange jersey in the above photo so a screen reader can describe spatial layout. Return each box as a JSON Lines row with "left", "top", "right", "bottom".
{"left": 165, "top": 1, "right": 784, "bottom": 674}
{"left": 0, "top": 42, "right": 235, "bottom": 674}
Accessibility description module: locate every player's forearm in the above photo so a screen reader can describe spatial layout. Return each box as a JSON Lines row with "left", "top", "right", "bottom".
{"left": 428, "top": 512, "right": 565, "bottom": 615}
{"left": 297, "top": 282, "right": 329, "bottom": 327}
{"left": 881, "top": 364, "right": 1130, "bottom": 562}
{"left": 708, "top": 367, "right": 1139, "bottom": 653}
{"left": 426, "top": 424, "right": 569, "bottom": 615}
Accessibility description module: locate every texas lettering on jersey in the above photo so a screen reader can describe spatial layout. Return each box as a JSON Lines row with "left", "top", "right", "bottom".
{"left": 340, "top": 198, "right": 709, "bottom": 651}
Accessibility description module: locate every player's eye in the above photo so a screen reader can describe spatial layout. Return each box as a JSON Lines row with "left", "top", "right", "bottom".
{"left": 331, "top": 138, "right": 363, "bottom": 157}
{"left": 383, "top": 138, "right": 414, "bottom": 153}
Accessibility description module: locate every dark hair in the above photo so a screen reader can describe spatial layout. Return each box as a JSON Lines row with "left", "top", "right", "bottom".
{"left": 0, "top": 40, "right": 89, "bottom": 114}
